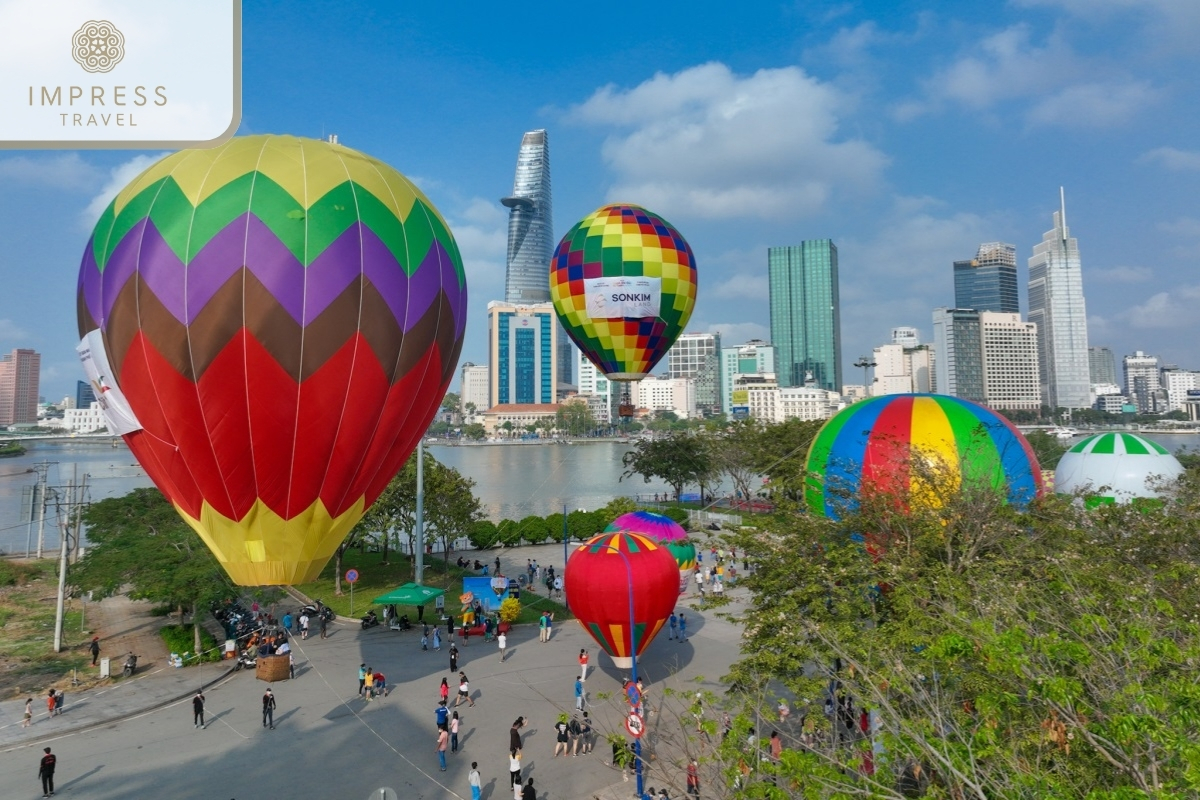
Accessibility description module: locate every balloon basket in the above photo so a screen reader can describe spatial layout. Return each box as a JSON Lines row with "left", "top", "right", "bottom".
{"left": 256, "top": 655, "right": 290, "bottom": 682}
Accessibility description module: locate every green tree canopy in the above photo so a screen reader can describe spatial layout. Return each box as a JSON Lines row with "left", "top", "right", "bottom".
{"left": 621, "top": 431, "right": 712, "bottom": 501}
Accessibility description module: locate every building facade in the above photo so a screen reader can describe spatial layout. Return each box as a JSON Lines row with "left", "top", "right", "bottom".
{"left": 720, "top": 340, "right": 775, "bottom": 415}
{"left": 978, "top": 312, "right": 1041, "bottom": 411}
{"left": 932, "top": 309, "right": 985, "bottom": 404}
{"left": 891, "top": 327, "right": 921, "bottom": 348}
{"left": 1028, "top": 190, "right": 1090, "bottom": 409}
{"left": 0, "top": 348, "right": 40, "bottom": 426}
{"left": 63, "top": 402, "right": 107, "bottom": 433}
{"left": 459, "top": 363, "right": 490, "bottom": 416}
{"left": 631, "top": 375, "right": 697, "bottom": 419}
{"left": 1162, "top": 369, "right": 1200, "bottom": 413}
{"left": 486, "top": 302, "right": 558, "bottom": 408}
{"left": 667, "top": 332, "right": 722, "bottom": 415}
{"left": 576, "top": 350, "right": 615, "bottom": 424}
{"left": 954, "top": 242, "right": 1019, "bottom": 314}
{"left": 75, "top": 379, "right": 96, "bottom": 412}
{"left": 1123, "top": 351, "right": 1161, "bottom": 413}
{"left": 500, "top": 129, "right": 571, "bottom": 385}
{"left": 746, "top": 385, "right": 842, "bottom": 423}
{"left": 1088, "top": 346, "right": 1117, "bottom": 387}
{"left": 481, "top": 404, "right": 560, "bottom": 436}
{"left": 768, "top": 241, "right": 842, "bottom": 391}
{"left": 871, "top": 343, "right": 936, "bottom": 396}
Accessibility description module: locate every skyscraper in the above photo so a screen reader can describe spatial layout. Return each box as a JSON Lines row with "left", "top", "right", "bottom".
{"left": 486, "top": 301, "right": 558, "bottom": 407}
{"left": 1123, "top": 351, "right": 1162, "bottom": 413}
{"left": 76, "top": 379, "right": 97, "bottom": 411}
{"left": 0, "top": 348, "right": 40, "bottom": 425}
{"left": 954, "top": 242, "right": 1019, "bottom": 314}
{"left": 500, "top": 130, "right": 572, "bottom": 384}
{"left": 1028, "top": 189, "right": 1090, "bottom": 409}
{"left": 932, "top": 310, "right": 1038, "bottom": 411}
{"left": 932, "top": 309, "right": 985, "bottom": 404}
{"left": 1088, "top": 346, "right": 1117, "bottom": 387}
{"left": 667, "top": 332, "right": 722, "bottom": 416}
{"left": 768, "top": 241, "right": 842, "bottom": 391}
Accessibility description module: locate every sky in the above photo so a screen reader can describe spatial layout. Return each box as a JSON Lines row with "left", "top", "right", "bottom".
{"left": 1, "top": 0, "right": 1198, "bottom": 402}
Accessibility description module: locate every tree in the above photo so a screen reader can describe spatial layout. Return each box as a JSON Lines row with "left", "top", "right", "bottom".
{"left": 517, "top": 515, "right": 550, "bottom": 545}
{"left": 71, "top": 488, "right": 234, "bottom": 654}
{"left": 722, "top": 461, "right": 1200, "bottom": 798}
{"left": 461, "top": 423, "right": 486, "bottom": 441}
{"left": 621, "top": 431, "right": 712, "bottom": 501}
{"left": 467, "top": 519, "right": 498, "bottom": 550}
{"left": 1025, "top": 429, "right": 1069, "bottom": 470}
{"left": 425, "top": 461, "right": 484, "bottom": 562}
{"left": 556, "top": 401, "right": 596, "bottom": 436}
{"left": 501, "top": 421, "right": 514, "bottom": 439}
{"left": 746, "top": 417, "right": 823, "bottom": 502}
{"left": 440, "top": 392, "right": 460, "bottom": 414}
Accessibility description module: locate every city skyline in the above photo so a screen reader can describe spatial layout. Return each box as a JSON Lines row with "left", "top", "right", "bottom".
{"left": 0, "top": 3, "right": 1198, "bottom": 402}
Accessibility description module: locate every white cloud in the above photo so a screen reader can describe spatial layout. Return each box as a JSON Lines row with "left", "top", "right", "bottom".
{"left": 1118, "top": 285, "right": 1200, "bottom": 329}
{"left": 1140, "top": 147, "right": 1200, "bottom": 171}
{"left": 82, "top": 155, "right": 159, "bottom": 228}
{"left": 704, "top": 321, "right": 770, "bottom": 346}
{"left": 0, "top": 153, "right": 101, "bottom": 189}
{"left": 0, "top": 318, "right": 30, "bottom": 342}
{"left": 568, "top": 62, "right": 888, "bottom": 220}
{"left": 447, "top": 198, "right": 508, "bottom": 300}
{"left": 1158, "top": 217, "right": 1200, "bottom": 237}
{"left": 709, "top": 273, "right": 768, "bottom": 301}
{"left": 1026, "top": 80, "right": 1161, "bottom": 127}
{"left": 900, "top": 25, "right": 1160, "bottom": 127}
{"left": 1013, "top": 0, "right": 1200, "bottom": 51}
{"left": 1089, "top": 265, "right": 1153, "bottom": 283}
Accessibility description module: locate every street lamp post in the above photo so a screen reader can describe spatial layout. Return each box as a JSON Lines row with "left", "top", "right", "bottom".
{"left": 853, "top": 355, "right": 877, "bottom": 394}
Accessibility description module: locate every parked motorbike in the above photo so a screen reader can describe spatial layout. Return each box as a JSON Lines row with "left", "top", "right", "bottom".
{"left": 360, "top": 610, "right": 379, "bottom": 630}
{"left": 300, "top": 602, "right": 335, "bottom": 622}
{"left": 122, "top": 653, "right": 138, "bottom": 677}
{"left": 233, "top": 650, "right": 257, "bottom": 671}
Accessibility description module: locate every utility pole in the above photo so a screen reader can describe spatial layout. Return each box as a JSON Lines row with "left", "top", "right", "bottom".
{"left": 53, "top": 472, "right": 74, "bottom": 653}
{"left": 35, "top": 462, "right": 53, "bottom": 559}
{"left": 415, "top": 439, "right": 425, "bottom": 585}
{"left": 853, "top": 355, "right": 877, "bottom": 395}
{"left": 23, "top": 463, "right": 52, "bottom": 557}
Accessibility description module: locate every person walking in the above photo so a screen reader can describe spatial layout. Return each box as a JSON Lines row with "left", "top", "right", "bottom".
{"left": 510, "top": 716, "right": 527, "bottom": 753}
{"left": 54, "top": 689, "right": 64, "bottom": 717}
{"left": 45, "top": 689, "right": 55, "bottom": 719}
{"left": 545, "top": 611, "right": 553, "bottom": 641}
{"left": 23, "top": 697, "right": 33, "bottom": 728}
{"left": 468, "top": 762, "right": 482, "bottom": 800}
{"left": 262, "top": 687, "right": 276, "bottom": 729}
{"left": 578, "top": 648, "right": 589, "bottom": 681}
{"left": 456, "top": 673, "right": 475, "bottom": 707}
{"left": 358, "top": 663, "right": 368, "bottom": 697}
{"left": 686, "top": 757, "right": 700, "bottom": 797}
{"left": 508, "top": 748, "right": 522, "bottom": 788}
{"left": 521, "top": 776, "right": 536, "bottom": 800}
{"left": 449, "top": 642, "right": 459, "bottom": 672}
{"left": 193, "top": 690, "right": 205, "bottom": 728}
{"left": 498, "top": 631, "right": 507, "bottom": 662}
{"left": 89, "top": 636, "right": 101, "bottom": 666}
{"left": 678, "top": 612, "right": 688, "bottom": 642}
{"left": 668, "top": 612, "right": 678, "bottom": 640}
{"left": 440, "top": 677, "right": 450, "bottom": 704}
{"left": 575, "top": 676, "right": 585, "bottom": 711}
{"left": 436, "top": 727, "right": 449, "bottom": 771}
{"left": 289, "top": 651, "right": 295, "bottom": 679}
{"left": 433, "top": 626, "right": 442, "bottom": 651}
{"left": 282, "top": 611, "right": 293, "bottom": 632}
{"left": 299, "top": 612, "right": 310, "bottom": 640}
{"left": 319, "top": 612, "right": 328, "bottom": 639}
{"left": 435, "top": 700, "right": 450, "bottom": 730}
{"left": 538, "top": 612, "right": 548, "bottom": 643}
{"left": 38, "top": 746, "right": 56, "bottom": 797}
{"left": 450, "top": 711, "right": 461, "bottom": 753}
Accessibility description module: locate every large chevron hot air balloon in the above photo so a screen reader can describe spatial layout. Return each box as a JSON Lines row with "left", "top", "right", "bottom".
{"left": 76, "top": 135, "right": 466, "bottom": 585}
{"left": 549, "top": 204, "right": 696, "bottom": 383}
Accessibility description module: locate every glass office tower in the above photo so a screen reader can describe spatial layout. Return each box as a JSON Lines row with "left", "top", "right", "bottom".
{"left": 500, "top": 129, "right": 572, "bottom": 384}
{"left": 768, "top": 241, "right": 842, "bottom": 391}
{"left": 954, "top": 242, "right": 1018, "bottom": 314}
{"left": 1028, "top": 189, "right": 1090, "bottom": 409}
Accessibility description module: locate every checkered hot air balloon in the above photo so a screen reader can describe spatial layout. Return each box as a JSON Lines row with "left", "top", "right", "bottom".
{"left": 76, "top": 135, "right": 466, "bottom": 585}
{"left": 549, "top": 204, "right": 697, "bottom": 383}
{"left": 565, "top": 532, "right": 679, "bottom": 669}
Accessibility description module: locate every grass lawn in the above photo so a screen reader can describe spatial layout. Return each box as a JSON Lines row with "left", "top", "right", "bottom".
{"left": 292, "top": 549, "right": 572, "bottom": 626}
{"left": 0, "top": 559, "right": 90, "bottom": 698}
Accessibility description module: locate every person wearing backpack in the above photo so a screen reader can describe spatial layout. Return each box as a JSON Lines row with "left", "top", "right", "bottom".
{"left": 569, "top": 713, "right": 584, "bottom": 756}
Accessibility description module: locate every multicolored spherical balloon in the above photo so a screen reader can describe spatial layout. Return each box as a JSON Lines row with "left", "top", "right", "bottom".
{"left": 1055, "top": 433, "right": 1185, "bottom": 506}
{"left": 76, "top": 135, "right": 467, "bottom": 585}
{"left": 565, "top": 531, "right": 680, "bottom": 668}
{"left": 805, "top": 394, "right": 1043, "bottom": 519}
{"left": 549, "top": 204, "right": 697, "bottom": 380}
{"left": 605, "top": 511, "right": 695, "bottom": 594}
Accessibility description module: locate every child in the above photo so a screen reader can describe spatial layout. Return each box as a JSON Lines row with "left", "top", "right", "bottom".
{"left": 422, "top": 631, "right": 429, "bottom": 651}
{"left": 451, "top": 711, "right": 460, "bottom": 752}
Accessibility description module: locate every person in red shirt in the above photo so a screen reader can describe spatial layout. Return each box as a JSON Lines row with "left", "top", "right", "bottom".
{"left": 686, "top": 757, "right": 700, "bottom": 797}
{"left": 578, "top": 649, "right": 589, "bottom": 682}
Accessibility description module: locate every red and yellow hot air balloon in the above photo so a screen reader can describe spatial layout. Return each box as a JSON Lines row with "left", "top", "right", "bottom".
{"left": 549, "top": 205, "right": 697, "bottom": 410}
{"left": 75, "top": 135, "right": 466, "bottom": 585}
{"left": 565, "top": 531, "right": 679, "bottom": 668}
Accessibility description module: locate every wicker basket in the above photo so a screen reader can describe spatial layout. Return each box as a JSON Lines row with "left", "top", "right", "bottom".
{"left": 256, "top": 654, "right": 290, "bottom": 682}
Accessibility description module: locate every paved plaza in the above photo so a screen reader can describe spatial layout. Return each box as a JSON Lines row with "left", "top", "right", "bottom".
{"left": 0, "top": 543, "right": 747, "bottom": 800}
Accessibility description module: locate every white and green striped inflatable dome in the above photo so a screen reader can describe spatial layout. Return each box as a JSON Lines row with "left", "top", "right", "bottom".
{"left": 1054, "top": 432, "right": 1185, "bottom": 505}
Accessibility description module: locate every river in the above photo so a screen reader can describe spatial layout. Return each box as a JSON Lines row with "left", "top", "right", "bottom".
{"left": 0, "top": 432, "right": 1195, "bottom": 556}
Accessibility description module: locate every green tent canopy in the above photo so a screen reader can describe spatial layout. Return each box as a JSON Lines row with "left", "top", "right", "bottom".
{"left": 371, "top": 582, "right": 447, "bottom": 606}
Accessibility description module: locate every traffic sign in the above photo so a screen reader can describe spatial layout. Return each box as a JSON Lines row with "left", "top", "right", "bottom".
{"left": 625, "top": 711, "right": 645, "bottom": 738}
{"left": 345, "top": 569, "right": 359, "bottom": 584}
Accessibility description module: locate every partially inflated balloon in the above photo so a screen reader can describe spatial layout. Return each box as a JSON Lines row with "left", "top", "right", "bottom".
{"left": 549, "top": 204, "right": 696, "bottom": 380}
{"left": 605, "top": 510, "right": 695, "bottom": 595}
{"left": 565, "top": 532, "right": 679, "bottom": 669}
{"left": 76, "top": 135, "right": 466, "bottom": 585}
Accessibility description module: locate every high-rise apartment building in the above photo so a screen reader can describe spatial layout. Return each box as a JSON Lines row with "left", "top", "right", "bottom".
{"left": 954, "top": 242, "right": 1019, "bottom": 314}
{"left": 459, "top": 363, "right": 490, "bottom": 415}
{"left": 500, "top": 129, "right": 572, "bottom": 385}
{"left": 0, "top": 348, "right": 40, "bottom": 426}
{"left": 576, "top": 350, "right": 615, "bottom": 424}
{"left": 75, "top": 379, "right": 96, "bottom": 412}
{"left": 768, "top": 241, "right": 842, "bottom": 391}
{"left": 871, "top": 342, "right": 936, "bottom": 396}
{"left": 1028, "top": 189, "right": 1090, "bottom": 409}
{"left": 486, "top": 302, "right": 558, "bottom": 407}
{"left": 1162, "top": 369, "right": 1200, "bottom": 413}
{"left": 631, "top": 376, "right": 697, "bottom": 419}
{"left": 1123, "top": 351, "right": 1161, "bottom": 413}
{"left": 720, "top": 340, "right": 775, "bottom": 415}
{"left": 667, "top": 332, "right": 722, "bottom": 416}
{"left": 1088, "top": 346, "right": 1117, "bottom": 387}
{"left": 932, "top": 309, "right": 985, "bottom": 404}
{"left": 891, "top": 327, "right": 921, "bottom": 348}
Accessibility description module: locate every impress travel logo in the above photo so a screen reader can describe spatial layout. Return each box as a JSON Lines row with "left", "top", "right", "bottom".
{"left": 0, "top": 1, "right": 241, "bottom": 148}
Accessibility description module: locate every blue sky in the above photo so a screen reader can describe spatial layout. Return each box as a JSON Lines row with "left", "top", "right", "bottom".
{"left": 2, "top": 0, "right": 1198, "bottom": 401}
